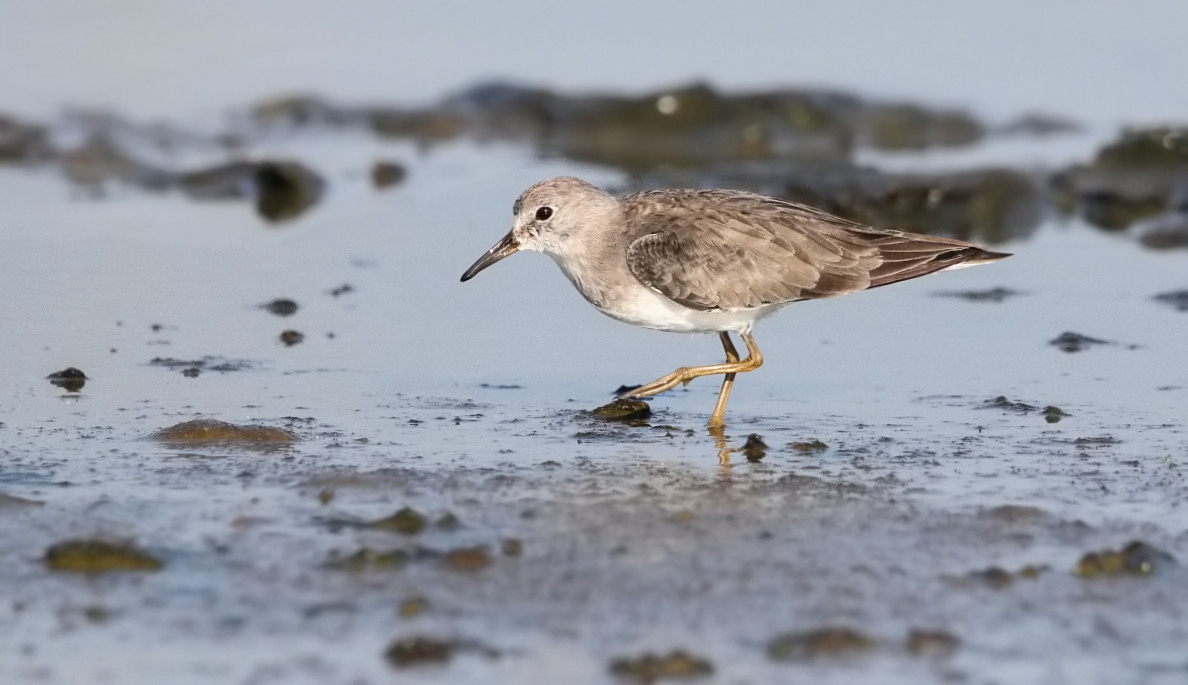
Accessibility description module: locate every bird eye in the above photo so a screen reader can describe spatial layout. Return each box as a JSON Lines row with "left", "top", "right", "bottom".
{"left": 535, "top": 206, "right": 553, "bottom": 221}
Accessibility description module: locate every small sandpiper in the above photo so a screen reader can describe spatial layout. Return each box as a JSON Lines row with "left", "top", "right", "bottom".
{"left": 461, "top": 177, "right": 1010, "bottom": 427}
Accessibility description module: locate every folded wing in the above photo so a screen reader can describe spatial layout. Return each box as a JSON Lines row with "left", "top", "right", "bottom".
{"left": 624, "top": 190, "right": 1009, "bottom": 312}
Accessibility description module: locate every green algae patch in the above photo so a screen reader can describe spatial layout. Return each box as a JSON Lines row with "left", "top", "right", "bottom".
{"left": 45, "top": 539, "right": 163, "bottom": 573}
{"left": 326, "top": 548, "right": 409, "bottom": 572}
{"left": 152, "top": 419, "right": 297, "bottom": 445}
{"left": 370, "top": 506, "right": 427, "bottom": 535}
{"left": 790, "top": 439, "right": 828, "bottom": 453}
{"left": 767, "top": 627, "right": 876, "bottom": 661}
{"left": 1076, "top": 541, "right": 1175, "bottom": 577}
{"left": 609, "top": 650, "right": 713, "bottom": 683}
{"left": 384, "top": 636, "right": 455, "bottom": 668}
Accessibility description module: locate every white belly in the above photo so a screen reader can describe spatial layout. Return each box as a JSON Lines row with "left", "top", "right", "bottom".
{"left": 595, "top": 283, "right": 783, "bottom": 334}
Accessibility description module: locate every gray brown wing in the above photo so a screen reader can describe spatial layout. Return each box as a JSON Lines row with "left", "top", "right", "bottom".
{"left": 623, "top": 190, "right": 1008, "bottom": 311}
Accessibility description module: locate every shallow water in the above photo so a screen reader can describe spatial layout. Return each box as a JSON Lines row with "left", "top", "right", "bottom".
{"left": 3, "top": 4, "right": 1188, "bottom": 685}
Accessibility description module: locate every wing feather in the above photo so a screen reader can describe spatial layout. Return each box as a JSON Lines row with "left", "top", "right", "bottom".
{"left": 622, "top": 190, "right": 1009, "bottom": 311}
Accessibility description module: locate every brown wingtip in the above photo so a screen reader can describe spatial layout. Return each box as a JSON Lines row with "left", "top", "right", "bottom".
{"left": 966, "top": 248, "right": 1013, "bottom": 264}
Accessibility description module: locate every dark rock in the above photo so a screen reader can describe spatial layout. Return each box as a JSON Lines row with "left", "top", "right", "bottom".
{"left": 981, "top": 395, "right": 1037, "bottom": 413}
{"left": 261, "top": 298, "right": 299, "bottom": 316}
{"left": 384, "top": 637, "right": 454, "bottom": 668}
{"left": 177, "top": 159, "right": 325, "bottom": 223}
{"left": 790, "top": 439, "right": 828, "bottom": 453}
{"left": 1063, "top": 126, "right": 1188, "bottom": 230}
{"left": 592, "top": 398, "right": 652, "bottom": 424}
{"left": 46, "top": 367, "right": 88, "bottom": 393}
{"left": 1049, "top": 331, "right": 1110, "bottom": 353}
{"left": 741, "top": 434, "right": 768, "bottom": 461}
{"left": 1153, "top": 290, "right": 1188, "bottom": 311}
{"left": 254, "top": 161, "right": 324, "bottom": 222}
{"left": 1042, "top": 405, "right": 1070, "bottom": 423}
{"left": 553, "top": 83, "right": 852, "bottom": 171}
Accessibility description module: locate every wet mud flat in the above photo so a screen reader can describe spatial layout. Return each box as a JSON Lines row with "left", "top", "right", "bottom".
{"left": 1, "top": 80, "right": 1187, "bottom": 684}
{"left": 2, "top": 388, "right": 1187, "bottom": 684}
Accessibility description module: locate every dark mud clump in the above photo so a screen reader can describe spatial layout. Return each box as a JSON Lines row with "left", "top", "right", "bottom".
{"left": 326, "top": 548, "right": 409, "bottom": 572}
{"left": 45, "top": 539, "right": 163, "bottom": 573}
{"left": 254, "top": 161, "right": 324, "bottom": 222}
{"left": 741, "top": 434, "right": 768, "bottom": 461}
{"left": 982, "top": 504, "right": 1046, "bottom": 522}
{"left": 149, "top": 356, "right": 256, "bottom": 375}
{"left": 369, "top": 506, "right": 427, "bottom": 535}
{"left": 1153, "top": 290, "right": 1188, "bottom": 312}
{"left": 767, "top": 627, "right": 876, "bottom": 661}
{"left": 1076, "top": 541, "right": 1176, "bottom": 577}
{"left": 608, "top": 650, "right": 714, "bottom": 683}
{"left": 981, "top": 395, "right": 1037, "bottom": 413}
{"left": 944, "top": 563, "right": 1048, "bottom": 589}
{"left": 279, "top": 329, "right": 305, "bottom": 346}
{"left": 371, "top": 161, "right": 407, "bottom": 189}
{"left": 592, "top": 398, "right": 653, "bottom": 425}
{"left": 46, "top": 367, "right": 88, "bottom": 393}
{"left": 384, "top": 636, "right": 454, "bottom": 668}
{"left": 790, "top": 439, "right": 828, "bottom": 453}
{"left": 1042, "top": 405, "right": 1071, "bottom": 423}
{"left": 152, "top": 419, "right": 297, "bottom": 445}
{"left": 1049, "top": 331, "right": 1111, "bottom": 353}
{"left": 933, "top": 286, "right": 1023, "bottom": 303}
{"left": 980, "top": 396, "right": 1070, "bottom": 423}
{"left": 442, "top": 546, "right": 492, "bottom": 572}
{"left": 261, "top": 298, "right": 299, "bottom": 316}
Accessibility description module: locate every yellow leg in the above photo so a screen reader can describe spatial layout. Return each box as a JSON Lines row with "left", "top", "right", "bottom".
{"left": 709, "top": 332, "right": 741, "bottom": 428}
{"left": 623, "top": 331, "right": 764, "bottom": 426}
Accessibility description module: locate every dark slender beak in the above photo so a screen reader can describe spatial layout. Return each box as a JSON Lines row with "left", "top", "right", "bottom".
{"left": 460, "top": 231, "right": 519, "bottom": 282}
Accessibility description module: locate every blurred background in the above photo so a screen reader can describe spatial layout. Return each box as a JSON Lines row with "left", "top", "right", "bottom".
{"left": 3, "top": 0, "right": 1187, "bottom": 122}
